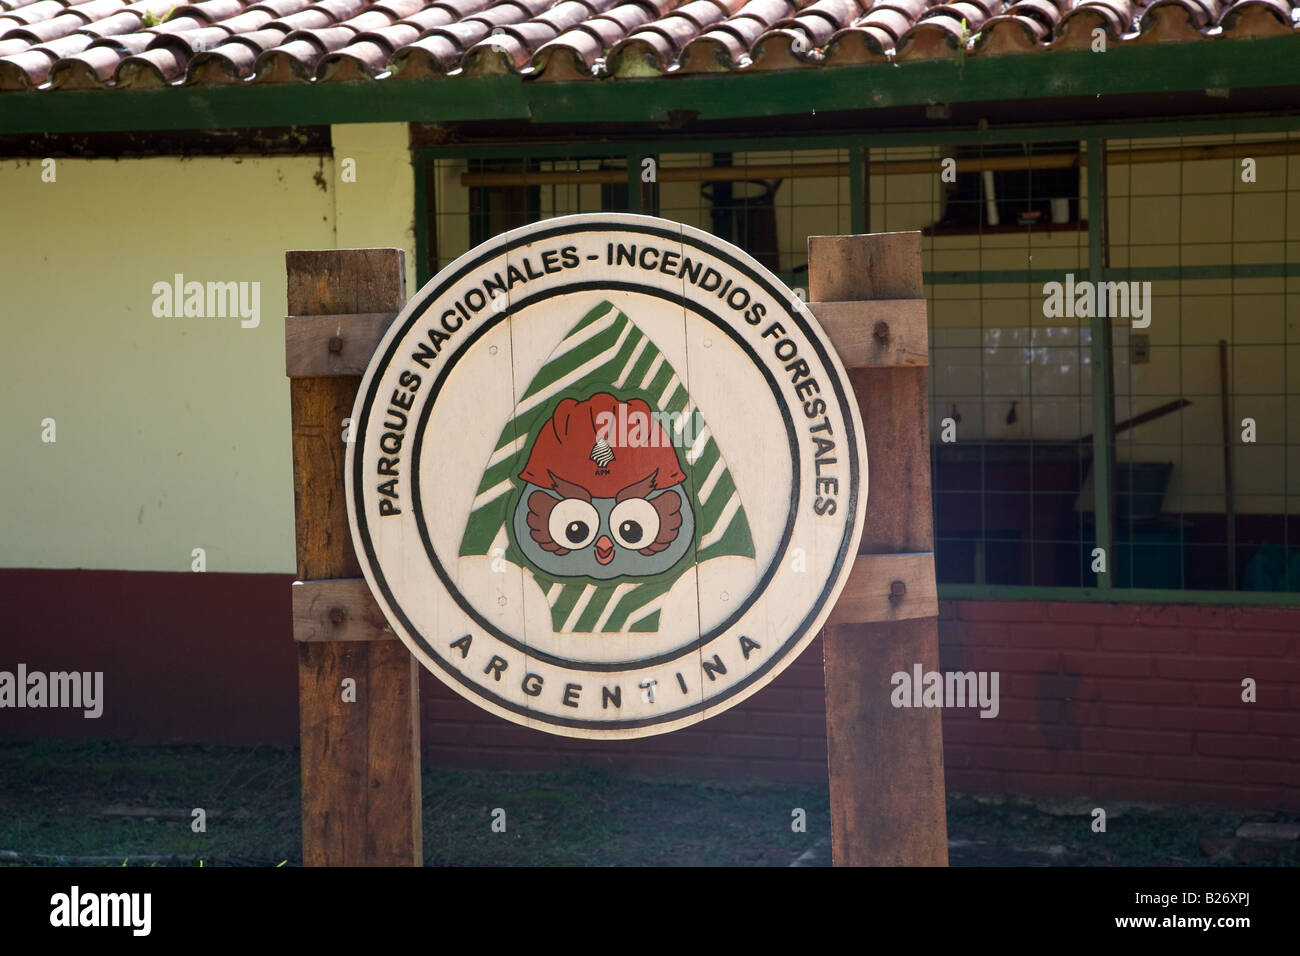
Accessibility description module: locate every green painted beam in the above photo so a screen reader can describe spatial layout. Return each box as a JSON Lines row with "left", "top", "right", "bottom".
{"left": 413, "top": 158, "right": 430, "bottom": 287}
{"left": 413, "top": 113, "right": 1300, "bottom": 159}
{"left": 1, "top": 37, "right": 1297, "bottom": 135}
{"left": 1085, "top": 136, "right": 1115, "bottom": 590}
{"left": 923, "top": 262, "right": 1300, "bottom": 286}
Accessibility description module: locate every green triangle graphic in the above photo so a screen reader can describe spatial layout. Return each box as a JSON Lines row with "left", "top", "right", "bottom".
{"left": 458, "top": 301, "right": 755, "bottom": 634}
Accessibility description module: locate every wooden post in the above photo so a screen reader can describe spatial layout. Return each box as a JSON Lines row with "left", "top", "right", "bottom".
{"left": 809, "top": 232, "right": 949, "bottom": 867}
{"left": 286, "top": 248, "right": 423, "bottom": 866}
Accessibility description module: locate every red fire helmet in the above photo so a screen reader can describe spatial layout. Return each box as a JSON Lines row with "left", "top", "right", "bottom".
{"left": 519, "top": 392, "right": 688, "bottom": 499}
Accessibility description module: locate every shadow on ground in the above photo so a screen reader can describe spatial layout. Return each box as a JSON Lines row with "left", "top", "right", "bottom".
{"left": 1, "top": 742, "right": 1294, "bottom": 866}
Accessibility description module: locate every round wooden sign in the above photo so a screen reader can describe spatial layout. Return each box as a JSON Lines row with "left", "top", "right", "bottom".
{"left": 346, "top": 214, "right": 867, "bottom": 738}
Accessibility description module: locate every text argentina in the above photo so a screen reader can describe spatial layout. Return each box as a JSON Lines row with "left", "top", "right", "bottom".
{"left": 449, "top": 632, "right": 762, "bottom": 707}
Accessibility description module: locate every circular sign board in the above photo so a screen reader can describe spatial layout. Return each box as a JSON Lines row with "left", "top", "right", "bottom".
{"left": 346, "top": 214, "right": 867, "bottom": 738}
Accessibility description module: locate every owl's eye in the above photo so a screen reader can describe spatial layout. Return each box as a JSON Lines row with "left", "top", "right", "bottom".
{"left": 610, "top": 498, "right": 661, "bottom": 549}
{"left": 548, "top": 498, "right": 598, "bottom": 550}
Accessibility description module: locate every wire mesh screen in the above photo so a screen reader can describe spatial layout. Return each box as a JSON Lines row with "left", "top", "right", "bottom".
{"left": 423, "top": 131, "right": 1300, "bottom": 596}
{"left": 429, "top": 148, "right": 850, "bottom": 293}
{"left": 873, "top": 140, "right": 1096, "bottom": 587}
{"left": 1106, "top": 132, "right": 1300, "bottom": 592}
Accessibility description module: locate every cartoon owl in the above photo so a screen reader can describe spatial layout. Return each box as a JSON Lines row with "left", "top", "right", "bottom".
{"left": 511, "top": 393, "right": 696, "bottom": 580}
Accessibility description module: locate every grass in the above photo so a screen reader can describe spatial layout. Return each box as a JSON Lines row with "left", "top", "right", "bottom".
{"left": 1, "top": 741, "right": 1295, "bottom": 866}
{"left": 947, "top": 793, "right": 1299, "bottom": 867}
{"left": 1, "top": 740, "right": 299, "bottom": 865}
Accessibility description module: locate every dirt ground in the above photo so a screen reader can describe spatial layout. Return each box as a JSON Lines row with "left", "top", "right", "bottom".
{"left": 1, "top": 741, "right": 1295, "bottom": 866}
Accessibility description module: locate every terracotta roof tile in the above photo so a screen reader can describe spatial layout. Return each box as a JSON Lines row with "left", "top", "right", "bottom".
{"left": 270, "top": 7, "right": 335, "bottom": 28}
{"left": 389, "top": 31, "right": 460, "bottom": 73}
{"left": 362, "top": 19, "right": 420, "bottom": 42}
{"left": 36, "top": 29, "right": 96, "bottom": 52}
{"left": 188, "top": 44, "right": 252, "bottom": 77}
{"left": 66, "top": 0, "right": 130, "bottom": 20}
{"left": 6, "top": 0, "right": 66, "bottom": 24}
{"left": 4, "top": 11, "right": 86, "bottom": 41}
{"left": 374, "top": 0, "right": 426, "bottom": 15}
{"left": 217, "top": 8, "right": 273, "bottom": 28}
{"left": 48, "top": 45, "right": 118, "bottom": 83}
{"left": 0, "top": 0, "right": 1292, "bottom": 91}
{"left": 676, "top": 0, "right": 793, "bottom": 71}
{"left": 146, "top": 14, "right": 214, "bottom": 33}
{"left": 0, "top": 47, "right": 54, "bottom": 86}
{"left": 77, "top": 9, "right": 144, "bottom": 35}
{"left": 317, "top": 34, "right": 390, "bottom": 74}
{"left": 94, "top": 29, "right": 153, "bottom": 50}
{"left": 1220, "top": 0, "right": 1295, "bottom": 33}
{"left": 115, "top": 44, "right": 187, "bottom": 83}
{"left": 860, "top": 7, "right": 914, "bottom": 39}
{"left": 249, "top": 0, "right": 314, "bottom": 17}
{"left": 179, "top": 0, "right": 248, "bottom": 21}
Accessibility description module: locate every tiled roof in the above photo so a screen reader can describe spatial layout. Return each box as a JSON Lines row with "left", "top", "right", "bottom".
{"left": 0, "top": 0, "right": 1295, "bottom": 90}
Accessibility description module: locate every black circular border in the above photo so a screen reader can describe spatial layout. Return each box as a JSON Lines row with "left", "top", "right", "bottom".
{"left": 408, "top": 281, "right": 798, "bottom": 672}
{"left": 350, "top": 219, "right": 863, "bottom": 731}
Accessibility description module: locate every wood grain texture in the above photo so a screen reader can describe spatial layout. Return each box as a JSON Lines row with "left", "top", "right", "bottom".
{"left": 286, "top": 312, "right": 398, "bottom": 377}
{"left": 823, "top": 617, "right": 949, "bottom": 866}
{"left": 811, "top": 231, "right": 948, "bottom": 867}
{"left": 293, "top": 578, "right": 395, "bottom": 643}
{"left": 286, "top": 249, "right": 407, "bottom": 316}
{"left": 288, "top": 247, "right": 422, "bottom": 867}
{"left": 291, "top": 381, "right": 361, "bottom": 581}
{"left": 852, "top": 365, "right": 935, "bottom": 554}
{"left": 297, "top": 638, "right": 367, "bottom": 866}
{"left": 808, "top": 233, "right": 923, "bottom": 302}
{"left": 808, "top": 299, "right": 929, "bottom": 368}
{"left": 832, "top": 553, "right": 937, "bottom": 624}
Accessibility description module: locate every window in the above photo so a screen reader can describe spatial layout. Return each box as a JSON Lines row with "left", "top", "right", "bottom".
{"left": 929, "top": 141, "right": 1082, "bottom": 234}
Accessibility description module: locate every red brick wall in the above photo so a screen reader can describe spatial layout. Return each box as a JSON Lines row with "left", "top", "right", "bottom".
{"left": 3, "top": 570, "right": 1296, "bottom": 810}
{"left": 422, "top": 599, "right": 1300, "bottom": 810}
{"left": 937, "top": 600, "right": 1300, "bottom": 810}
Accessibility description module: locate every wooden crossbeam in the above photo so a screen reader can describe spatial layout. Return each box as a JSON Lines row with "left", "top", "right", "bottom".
{"left": 809, "top": 299, "right": 928, "bottom": 369}
{"left": 293, "top": 549, "right": 936, "bottom": 641}
{"left": 832, "top": 553, "right": 938, "bottom": 624}
{"left": 286, "top": 311, "right": 398, "bottom": 377}
{"left": 293, "top": 578, "right": 395, "bottom": 643}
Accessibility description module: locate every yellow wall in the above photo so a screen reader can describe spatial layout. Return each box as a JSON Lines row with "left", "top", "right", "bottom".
{"left": 0, "top": 122, "right": 415, "bottom": 572}
{"left": 332, "top": 123, "right": 418, "bottom": 294}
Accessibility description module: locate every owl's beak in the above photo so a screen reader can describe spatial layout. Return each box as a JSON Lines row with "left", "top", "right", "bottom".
{"left": 594, "top": 535, "right": 615, "bottom": 565}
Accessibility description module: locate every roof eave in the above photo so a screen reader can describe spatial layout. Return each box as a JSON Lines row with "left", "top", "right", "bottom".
{"left": 0, "top": 35, "right": 1297, "bottom": 136}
